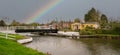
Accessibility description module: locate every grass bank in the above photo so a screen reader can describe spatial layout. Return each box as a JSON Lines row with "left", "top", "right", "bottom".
{"left": 0, "top": 33, "right": 46, "bottom": 55}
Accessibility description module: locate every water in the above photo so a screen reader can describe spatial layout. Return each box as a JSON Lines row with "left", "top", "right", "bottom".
{"left": 25, "top": 36, "right": 120, "bottom": 55}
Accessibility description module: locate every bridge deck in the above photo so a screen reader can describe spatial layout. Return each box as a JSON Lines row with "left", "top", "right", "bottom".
{"left": 15, "top": 29, "right": 58, "bottom": 33}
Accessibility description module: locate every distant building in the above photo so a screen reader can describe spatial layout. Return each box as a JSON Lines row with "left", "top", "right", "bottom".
{"left": 61, "top": 22, "right": 73, "bottom": 30}
{"left": 71, "top": 22, "right": 100, "bottom": 30}
{"left": 71, "top": 23, "right": 81, "bottom": 30}
{"left": 51, "top": 21, "right": 73, "bottom": 30}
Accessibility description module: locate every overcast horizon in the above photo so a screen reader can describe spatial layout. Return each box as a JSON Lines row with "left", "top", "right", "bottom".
{"left": 0, "top": 0, "right": 120, "bottom": 24}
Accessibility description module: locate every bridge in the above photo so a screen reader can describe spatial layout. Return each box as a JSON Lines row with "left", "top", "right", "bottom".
{"left": 15, "top": 29, "right": 58, "bottom": 33}
{"left": 0, "top": 26, "right": 58, "bottom": 35}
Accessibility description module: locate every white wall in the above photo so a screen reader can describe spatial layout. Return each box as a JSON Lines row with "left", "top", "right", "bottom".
{"left": 58, "top": 31, "right": 80, "bottom": 36}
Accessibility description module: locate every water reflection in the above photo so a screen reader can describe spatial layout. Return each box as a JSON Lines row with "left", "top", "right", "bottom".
{"left": 25, "top": 36, "right": 91, "bottom": 55}
{"left": 79, "top": 38, "right": 120, "bottom": 55}
{"left": 25, "top": 36, "right": 120, "bottom": 55}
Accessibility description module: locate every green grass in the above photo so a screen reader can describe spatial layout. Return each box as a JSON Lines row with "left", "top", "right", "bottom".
{"left": 9, "top": 34, "right": 25, "bottom": 40}
{"left": 0, "top": 38, "right": 45, "bottom": 55}
{"left": 0, "top": 32, "right": 46, "bottom": 55}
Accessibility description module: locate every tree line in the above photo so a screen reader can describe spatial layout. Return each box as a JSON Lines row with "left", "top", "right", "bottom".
{"left": 0, "top": 19, "right": 41, "bottom": 26}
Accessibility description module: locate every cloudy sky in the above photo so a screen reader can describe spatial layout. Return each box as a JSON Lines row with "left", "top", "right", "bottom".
{"left": 0, "top": 0, "right": 120, "bottom": 23}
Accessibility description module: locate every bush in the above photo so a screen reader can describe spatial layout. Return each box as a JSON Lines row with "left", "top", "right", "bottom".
{"left": 80, "top": 29, "right": 96, "bottom": 35}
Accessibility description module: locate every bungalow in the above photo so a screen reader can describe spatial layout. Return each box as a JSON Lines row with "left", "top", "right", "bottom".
{"left": 71, "top": 22, "right": 99, "bottom": 30}
{"left": 71, "top": 23, "right": 81, "bottom": 30}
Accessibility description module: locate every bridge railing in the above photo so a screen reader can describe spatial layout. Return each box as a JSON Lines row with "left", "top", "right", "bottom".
{"left": 0, "top": 26, "right": 56, "bottom": 31}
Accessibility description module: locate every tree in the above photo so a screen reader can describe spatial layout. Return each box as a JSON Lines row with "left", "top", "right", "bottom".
{"left": 10, "top": 20, "right": 20, "bottom": 26}
{"left": 74, "top": 18, "right": 80, "bottom": 23}
{"left": 20, "top": 23, "right": 28, "bottom": 26}
{"left": 0, "top": 20, "right": 6, "bottom": 26}
{"left": 100, "top": 14, "right": 108, "bottom": 29}
{"left": 29, "top": 22, "right": 40, "bottom": 26}
{"left": 100, "top": 14, "right": 108, "bottom": 23}
{"left": 84, "top": 8, "right": 100, "bottom": 22}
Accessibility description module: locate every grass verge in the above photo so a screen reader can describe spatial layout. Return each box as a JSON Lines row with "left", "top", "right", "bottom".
{"left": 0, "top": 38, "right": 45, "bottom": 55}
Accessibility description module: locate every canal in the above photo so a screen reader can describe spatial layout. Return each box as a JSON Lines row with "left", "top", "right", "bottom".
{"left": 25, "top": 36, "right": 120, "bottom": 55}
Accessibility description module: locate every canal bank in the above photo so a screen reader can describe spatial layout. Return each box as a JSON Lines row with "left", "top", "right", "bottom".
{"left": 36, "top": 31, "right": 119, "bottom": 40}
{"left": 0, "top": 38, "right": 45, "bottom": 55}
{"left": 0, "top": 32, "right": 46, "bottom": 55}
{"left": 45, "top": 33, "right": 120, "bottom": 40}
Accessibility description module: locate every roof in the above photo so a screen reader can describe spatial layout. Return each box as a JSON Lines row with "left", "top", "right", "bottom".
{"left": 84, "top": 22, "right": 99, "bottom": 24}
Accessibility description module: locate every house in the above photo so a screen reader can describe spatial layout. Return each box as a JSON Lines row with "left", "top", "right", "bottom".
{"left": 71, "top": 23, "right": 81, "bottom": 30}
{"left": 71, "top": 22, "right": 99, "bottom": 30}
{"left": 81, "top": 22, "right": 100, "bottom": 29}
{"left": 62, "top": 21, "right": 73, "bottom": 29}
{"left": 52, "top": 21, "right": 73, "bottom": 30}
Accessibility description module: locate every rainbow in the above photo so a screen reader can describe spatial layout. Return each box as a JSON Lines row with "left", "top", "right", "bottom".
{"left": 25, "top": 0, "right": 63, "bottom": 23}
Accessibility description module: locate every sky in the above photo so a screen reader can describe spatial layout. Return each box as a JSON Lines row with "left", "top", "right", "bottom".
{"left": 0, "top": 0, "right": 120, "bottom": 24}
